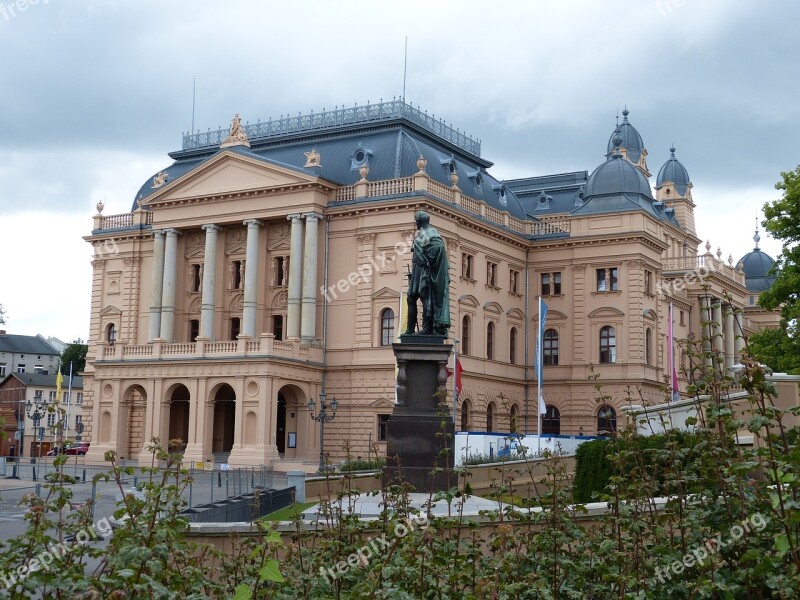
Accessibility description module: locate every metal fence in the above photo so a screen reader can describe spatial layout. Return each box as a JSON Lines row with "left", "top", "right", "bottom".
{"left": 0, "top": 462, "right": 290, "bottom": 542}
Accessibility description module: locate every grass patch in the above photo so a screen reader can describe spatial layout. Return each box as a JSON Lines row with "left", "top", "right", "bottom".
{"left": 260, "top": 501, "right": 315, "bottom": 521}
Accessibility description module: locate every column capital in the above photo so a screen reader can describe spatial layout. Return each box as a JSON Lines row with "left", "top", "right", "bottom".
{"left": 301, "top": 212, "right": 324, "bottom": 222}
{"left": 152, "top": 229, "right": 166, "bottom": 238}
{"left": 202, "top": 224, "right": 221, "bottom": 233}
{"left": 163, "top": 228, "right": 181, "bottom": 236}
{"left": 243, "top": 219, "right": 264, "bottom": 228}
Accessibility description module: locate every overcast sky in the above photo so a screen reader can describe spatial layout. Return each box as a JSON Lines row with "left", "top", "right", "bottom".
{"left": 0, "top": 0, "right": 797, "bottom": 344}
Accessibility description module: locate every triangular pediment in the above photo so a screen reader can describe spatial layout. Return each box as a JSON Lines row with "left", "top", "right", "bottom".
{"left": 185, "top": 247, "right": 205, "bottom": 259}
{"left": 368, "top": 397, "right": 395, "bottom": 409}
{"left": 100, "top": 305, "right": 122, "bottom": 316}
{"left": 267, "top": 239, "right": 291, "bottom": 252}
{"left": 372, "top": 286, "right": 401, "bottom": 300}
{"left": 142, "top": 151, "right": 324, "bottom": 206}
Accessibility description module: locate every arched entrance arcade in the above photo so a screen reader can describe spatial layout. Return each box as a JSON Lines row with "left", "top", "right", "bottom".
{"left": 166, "top": 383, "right": 190, "bottom": 453}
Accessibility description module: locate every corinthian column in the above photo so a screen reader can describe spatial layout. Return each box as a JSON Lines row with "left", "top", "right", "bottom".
{"left": 159, "top": 228, "right": 180, "bottom": 342}
{"left": 242, "top": 219, "right": 263, "bottom": 338}
{"left": 287, "top": 214, "right": 304, "bottom": 340}
{"left": 301, "top": 213, "right": 322, "bottom": 343}
{"left": 200, "top": 224, "right": 220, "bottom": 339}
{"left": 148, "top": 230, "right": 166, "bottom": 342}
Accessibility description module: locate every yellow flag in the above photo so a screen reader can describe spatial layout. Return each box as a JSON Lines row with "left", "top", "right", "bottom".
{"left": 56, "top": 368, "right": 63, "bottom": 403}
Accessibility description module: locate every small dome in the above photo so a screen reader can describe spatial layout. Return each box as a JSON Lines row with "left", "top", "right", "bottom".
{"left": 738, "top": 248, "right": 777, "bottom": 292}
{"left": 656, "top": 146, "right": 691, "bottom": 195}
{"left": 607, "top": 108, "right": 646, "bottom": 163}
{"left": 584, "top": 152, "right": 653, "bottom": 200}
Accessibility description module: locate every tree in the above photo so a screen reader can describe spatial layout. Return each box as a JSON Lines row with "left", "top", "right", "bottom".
{"left": 760, "top": 165, "right": 800, "bottom": 322}
{"left": 0, "top": 303, "right": 5, "bottom": 325}
{"left": 747, "top": 325, "right": 800, "bottom": 374}
{"left": 60, "top": 339, "right": 88, "bottom": 374}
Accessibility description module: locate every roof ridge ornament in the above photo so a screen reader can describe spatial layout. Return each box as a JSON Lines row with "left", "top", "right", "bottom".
{"left": 220, "top": 113, "right": 251, "bottom": 149}
{"left": 754, "top": 217, "right": 761, "bottom": 249}
{"left": 304, "top": 147, "right": 322, "bottom": 168}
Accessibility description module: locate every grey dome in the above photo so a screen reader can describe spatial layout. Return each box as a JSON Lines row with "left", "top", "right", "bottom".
{"left": 739, "top": 248, "right": 777, "bottom": 292}
{"left": 656, "top": 146, "right": 691, "bottom": 195}
{"left": 584, "top": 152, "right": 653, "bottom": 200}
{"left": 606, "top": 109, "right": 645, "bottom": 163}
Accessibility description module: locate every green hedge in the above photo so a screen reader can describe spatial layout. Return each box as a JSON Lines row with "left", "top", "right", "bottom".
{"left": 573, "top": 430, "right": 704, "bottom": 503}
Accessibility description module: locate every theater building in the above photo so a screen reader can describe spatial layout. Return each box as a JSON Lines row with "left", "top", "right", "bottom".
{"left": 82, "top": 100, "right": 778, "bottom": 470}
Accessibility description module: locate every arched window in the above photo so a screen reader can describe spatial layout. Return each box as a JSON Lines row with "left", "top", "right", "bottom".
{"left": 460, "top": 399, "right": 470, "bottom": 431}
{"left": 509, "top": 403, "right": 519, "bottom": 433}
{"left": 462, "top": 316, "right": 471, "bottom": 356}
{"left": 106, "top": 323, "right": 117, "bottom": 345}
{"left": 597, "top": 405, "right": 617, "bottom": 433}
{"left": 599, "top": 326, "right": 616, "bottom": 363}
{"left": 645, "top": 327, "right": 653, "bottom": 366}
{"left": 486, "top": 402, "right": 495, "bottom": 432}
{"left": 486, "top": 322, "right": 495, "bottom": 360}
{"left": 380, "top": 308, "right": 395, "bottom": 346}
{"left": 542, "top": 405, "right": 560, "bottom": 435}
{"left": 543, "top": 329, "right": 559, "bottom": 366}
{"left": 509, "top": 327, "right": 518, "bottom": 364}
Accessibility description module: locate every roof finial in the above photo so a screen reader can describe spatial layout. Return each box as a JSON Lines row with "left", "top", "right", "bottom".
{"left": 615, "top": 107, "right": 619, "bottom": 127}
{"left": 754, "top": 217, "right": 761, "bottom": 249}
{"left": 622, "top": 105, "right": 629, "bottom": 122}
{"left": 670, "top": 144, "right": 676, "bottom": 157}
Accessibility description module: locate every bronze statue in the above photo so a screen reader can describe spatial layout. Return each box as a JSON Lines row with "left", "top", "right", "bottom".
{"left": 404, "top": 211, "right": 451, "bottom": 336}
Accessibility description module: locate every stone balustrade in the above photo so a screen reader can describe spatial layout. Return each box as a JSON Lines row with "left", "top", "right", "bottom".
{"left": 99, "top": 336, "right": 320, "bottom": 363}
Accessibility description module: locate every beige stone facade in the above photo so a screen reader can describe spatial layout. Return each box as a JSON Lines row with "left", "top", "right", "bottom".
{"left": 81, "top": 101, "right": 779, "bottom": 471}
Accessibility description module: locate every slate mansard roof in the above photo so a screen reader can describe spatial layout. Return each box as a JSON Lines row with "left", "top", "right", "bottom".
{"left": 132, "top": 99, "right": 528, "bottom": 220}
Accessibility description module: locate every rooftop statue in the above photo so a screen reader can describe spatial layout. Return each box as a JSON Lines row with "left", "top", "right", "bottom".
{"left": 404, "top": 210, "right": 451, "bottom": 336}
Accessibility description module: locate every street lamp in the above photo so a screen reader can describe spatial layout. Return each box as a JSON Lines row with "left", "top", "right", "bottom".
{"left": 26, "top": 395, "right": 47, "bottom": 464}
{"left": 308, "top": 391, "right": 338, "bottom": 472}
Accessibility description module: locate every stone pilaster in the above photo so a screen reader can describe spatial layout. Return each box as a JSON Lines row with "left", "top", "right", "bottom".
{"left": 724, "top": 304, "right": 735, "bottom": 370}
{"left": 734, "top": 311, "right": 745, "bottom": 363}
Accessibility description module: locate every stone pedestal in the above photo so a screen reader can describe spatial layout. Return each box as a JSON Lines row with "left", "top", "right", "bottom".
{"left": 385, "top": 335, "right": 455, "bottom": 493}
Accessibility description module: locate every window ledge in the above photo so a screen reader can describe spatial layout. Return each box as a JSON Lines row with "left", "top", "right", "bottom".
{"left": 485, "top": 284, "right": 501, "bottom": 291}
{"left": 460, "top": 276, "right": 477, "bottom": 285}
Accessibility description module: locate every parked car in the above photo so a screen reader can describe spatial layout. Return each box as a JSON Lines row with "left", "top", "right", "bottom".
{"left": 65, "top": 442, "right": 90, "bottom": 455}
{"left": 46, "top": 442, "right": 90, "bottom": 456}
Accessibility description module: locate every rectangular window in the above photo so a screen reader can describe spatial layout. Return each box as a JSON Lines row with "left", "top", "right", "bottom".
{"left": 0, "top": 365, "right": 5, "bottom": 376}
{"left": 232, "top": 260, "right": 243, "bottom": 289}
{"left": 47, "top": 412, "right": 56, "bottom": 428}
{"left": 510, "top": 269, "right": 519, "bottom": 294}
{"left": 378, "top": 414, "right": 390, "bottom": 442}
{"left": 191, "top": 264, "right": 202, "bottom": 292}
{"left": 487, "top": 262, "right": 497, "bottom": 287}
{"left": 34, "top": 390, "right": 43, "bottom": 400}
{"left": 63, "top": 391, "right": 69, "bottom": 403}
{"left": 17, "top": 364, "right": 25, "bottom": 373}
{"left": 273, "top": 315, "right": 284, "bottom": 341}
{"left": 189, "top": 319, "right": 200, "bottom": 342}
{"left": 610, "top": 268, "right": 619, "bottom": 291}
{"left": 596, "top": 269, "right": 607, "bottom": 292}
{"left": 76, "top": 393, "right": 84, "bottom": 405}
{"left": 75, "top": 415, "right": 82, "bottom": 429}
{"left": 553, "top": 272, "right": 562, "bottom": 295}
{"left": 645, "top": 270, "right": 653, "bottom": 295}
{"left": 34, "top": 364, "right": 44, "bottom": 373}
{"left": 49, "top": 391, "right": 56, "bottom": 402}
{"left": 541, "top": 273, "right": 551, "bottom": 296}
{"left": 230, "top": 317, "right": 241, "bottom": 340}
{"left": 275, "top": 256, "right": 286, "bottom": 286}
{"left": 461, "top": 253, "right": 473, "bottom": 279}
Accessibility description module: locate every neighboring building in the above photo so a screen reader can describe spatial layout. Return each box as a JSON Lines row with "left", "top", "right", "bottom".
{"left": 0, "top": 332, "right": 61, "bottom": 378}
{"left": 0, "top": 372, "right": 84, "bottom": 457}
{"left": 82, "top": 100, "right": 780, "bottom": 470}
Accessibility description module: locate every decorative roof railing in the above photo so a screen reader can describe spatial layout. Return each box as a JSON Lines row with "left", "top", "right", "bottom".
{"left": 182, "top": 99, "right": 482, "bottom": 157}
{"left": 662, "top": 255, "right": 745, "bottom": 285}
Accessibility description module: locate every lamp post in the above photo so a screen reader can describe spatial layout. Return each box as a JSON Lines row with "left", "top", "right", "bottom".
{"left": 308, "top": 391, "right": 338, "bottom": 472}
{"left": 26, "top": 395, "right": 47, "bottom": 464}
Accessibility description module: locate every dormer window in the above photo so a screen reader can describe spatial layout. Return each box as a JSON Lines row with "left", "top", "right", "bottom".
{"left": 493, "top": 185, "right": 508, "bottom": 207}
{"left": 349, "top": 144, "right": 373, "bottom": 171}
{"left": 467, "top": 170, "right": 483, "bottom": 191}
{"left": 535, "top": 192, "right": 552, "bottom": 210}
{"left": 441, "top": 158, "right": 457, "bottom": 175}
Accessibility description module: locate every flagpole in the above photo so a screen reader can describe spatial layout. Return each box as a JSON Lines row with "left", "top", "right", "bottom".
{"left": 65, "top": 362, "right": 73, "bottom": 439}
